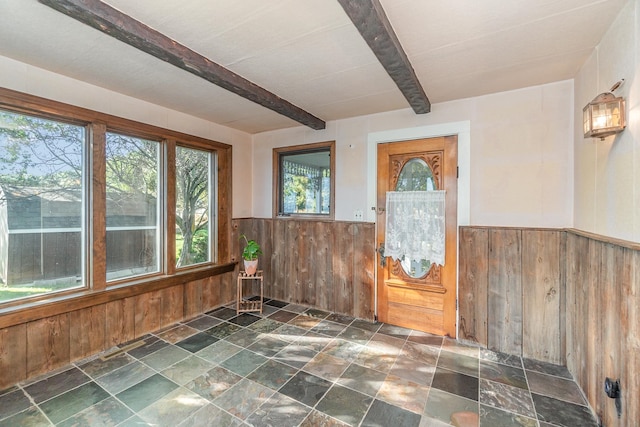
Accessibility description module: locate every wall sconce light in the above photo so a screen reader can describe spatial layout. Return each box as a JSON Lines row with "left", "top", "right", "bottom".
{"left": 583, "top": 79, "right": 626, "bottom": 140}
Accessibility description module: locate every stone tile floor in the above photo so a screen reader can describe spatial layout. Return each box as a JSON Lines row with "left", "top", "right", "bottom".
{"left": 0, "top": 298, "right": 598, "bottom": 426}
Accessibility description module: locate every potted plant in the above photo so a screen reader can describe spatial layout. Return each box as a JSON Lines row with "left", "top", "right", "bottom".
{"left": 240, "top": 234, "right": 262, "bottom": 275}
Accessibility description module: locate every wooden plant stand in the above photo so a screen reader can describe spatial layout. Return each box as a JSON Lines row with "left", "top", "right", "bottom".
{"left": 236, "top": 270, "right": 263, "bottom": 314}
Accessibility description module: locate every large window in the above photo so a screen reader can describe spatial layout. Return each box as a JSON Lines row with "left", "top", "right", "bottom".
{"left": 175, "top": 145, "right": 214, "bottom": 268}
{"left": 105, "top": 132, "right": 160, "bottom": 281}
{"left": 274, "top": 141, "right": 335, "bottom": 218}
{"left": 0, "top": 109, "right": 86, "bottom": 302}
{"left": 0, "top": 89, "right": 230, "bottom": 306}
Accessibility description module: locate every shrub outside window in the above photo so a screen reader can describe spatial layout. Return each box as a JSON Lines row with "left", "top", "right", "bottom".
{"left": 274, "top": 141, "right": 335, "bottom": 218}
{"left": 0, "top": 109, "right": 86, "bottom": 302}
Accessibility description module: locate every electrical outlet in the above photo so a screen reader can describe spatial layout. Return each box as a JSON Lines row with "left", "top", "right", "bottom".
{"left": 354, "top": 210, "right": 363, "bottom": 221}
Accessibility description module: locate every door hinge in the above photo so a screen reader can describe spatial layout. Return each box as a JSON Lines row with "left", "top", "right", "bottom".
{"left": 456, "top": 166, "right": 459, "bottom": 178}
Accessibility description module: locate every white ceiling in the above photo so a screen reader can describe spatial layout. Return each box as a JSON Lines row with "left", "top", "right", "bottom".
{"left": 0, "top": 0, "right": 627, "bottom": 134}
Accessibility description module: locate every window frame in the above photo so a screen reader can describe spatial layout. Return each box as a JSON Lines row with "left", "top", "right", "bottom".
{"left": 272, "top": 141, "right": 335, "bottom": 220}
{"left": 0, "top": 88, "right": 232, "bottom": 309}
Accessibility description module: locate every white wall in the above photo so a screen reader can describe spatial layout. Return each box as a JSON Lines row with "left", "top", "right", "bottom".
{"left": 253, "top": 80, "right": 574, "bottom": 229}
{"left": 0, "top": 54, "right": 577, "bottom": 230}
{"left": 574, "top": 0, "right": 640, "bottom": 242}
{"left": 0, "top": 55, "right": 254, "bottom": 219}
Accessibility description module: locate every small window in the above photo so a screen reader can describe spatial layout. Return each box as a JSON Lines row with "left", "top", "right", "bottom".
{"left": 274, "top": 141, "right": 334, "bottom": 218}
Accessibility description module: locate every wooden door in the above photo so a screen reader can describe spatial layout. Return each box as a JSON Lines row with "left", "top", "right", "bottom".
{"left": 376, "top": 136, "right": 457, "bottom": 336}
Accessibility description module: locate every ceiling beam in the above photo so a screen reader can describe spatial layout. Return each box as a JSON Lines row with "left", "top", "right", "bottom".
{"left": 337, "top": 0, "right": 430, "bottom": 114}
{"left": 38, "top": 0, "right": 326, "bottom": 130}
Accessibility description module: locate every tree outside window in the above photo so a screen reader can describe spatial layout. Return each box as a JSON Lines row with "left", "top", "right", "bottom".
{"left": 175, "top": 145, "right": 212, "bottom": 267}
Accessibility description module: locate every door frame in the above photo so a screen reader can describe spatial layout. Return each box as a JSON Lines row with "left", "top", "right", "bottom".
{"left": 366, "top": 121, "right": 471, "bottom": 336}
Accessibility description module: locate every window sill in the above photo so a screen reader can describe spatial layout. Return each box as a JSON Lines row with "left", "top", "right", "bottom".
{"left": 275, "top": 214, "right": 334, "bottom": 221}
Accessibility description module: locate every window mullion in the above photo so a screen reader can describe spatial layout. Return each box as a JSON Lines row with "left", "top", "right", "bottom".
{"left": 89, "top": 122, "right": 107, "bottom": 291}
{"left": 165, "top": 139, "right": 176, "bottom": 276}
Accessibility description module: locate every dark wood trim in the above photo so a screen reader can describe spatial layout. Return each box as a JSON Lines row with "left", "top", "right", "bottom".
{"left": 217, "top": 145, "right": 233, "bottom": 263}
{"left": 165, "top": 139, "right": 177, "bottom": 275}
{"left": 90, "top": 122, "right": 107, "bottom": 290}
{"left": 337, "top": 0, "right": 430, "bottom": 114}
{"left": 272, "top": 149, "right": 280, "bottom": 220}
{"left": 0, "top": 263, "right": 236, "bottom": 329}
{"left": 38, "top": 0, "right": 326, "bottom": 130}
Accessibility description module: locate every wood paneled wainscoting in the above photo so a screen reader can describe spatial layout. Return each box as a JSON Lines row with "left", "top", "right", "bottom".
{"left": 459, "top": 226, "right": 640, "bottom": 426}
{"left": 0, "top": 267, "right": 236, "bottom": 390}
{"left": 232, "top": 218, "right": 375, "bottom": 321}
{"left": 565, "top": 231, "right": 640, "bottom": 426}
{"left": 458, "top": 227, "right": 565, "bottom": 363}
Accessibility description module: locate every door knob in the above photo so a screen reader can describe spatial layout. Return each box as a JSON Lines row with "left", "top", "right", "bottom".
{"left": 378, "top": 242, "right": 386, "bottom": 268}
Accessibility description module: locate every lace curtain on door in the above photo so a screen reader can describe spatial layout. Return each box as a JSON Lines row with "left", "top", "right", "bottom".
{"left": 385, "top": 190, "right": 446, "bottom": 266}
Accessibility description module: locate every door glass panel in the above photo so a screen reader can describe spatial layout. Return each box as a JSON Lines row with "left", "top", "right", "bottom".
{"left": 396, "top": 158, "right": 435, "bottom": 191}
{"left": 395, "top": 158, "right": 435, "bottom": 277}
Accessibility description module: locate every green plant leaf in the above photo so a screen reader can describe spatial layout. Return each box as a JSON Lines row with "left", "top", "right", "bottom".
{"left": 240, "top": 234, "right": 262, "bottom": 260}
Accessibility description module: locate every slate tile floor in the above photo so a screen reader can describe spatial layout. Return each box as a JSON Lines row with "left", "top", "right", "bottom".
{"left": 0, "top": 299, "right": 598, "bottom": 427}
